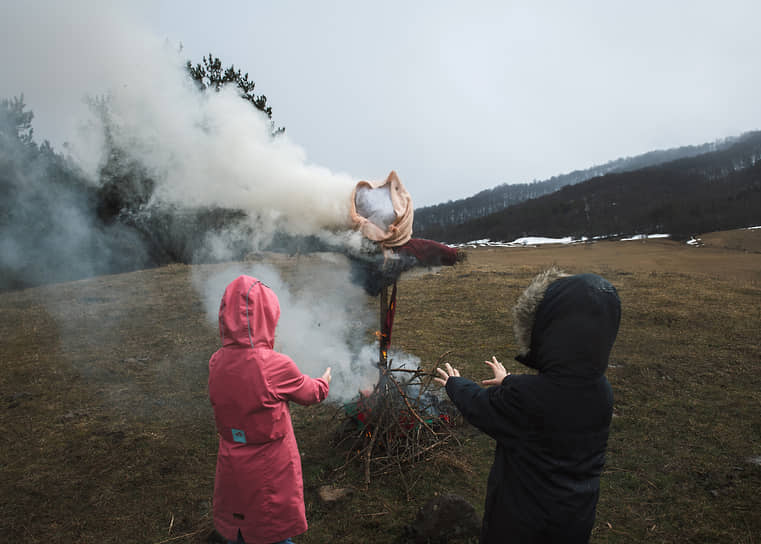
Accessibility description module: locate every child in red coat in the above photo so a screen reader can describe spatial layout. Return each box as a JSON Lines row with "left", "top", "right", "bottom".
{"left": 209, "top": 276, "right": 332, "bottom": 544}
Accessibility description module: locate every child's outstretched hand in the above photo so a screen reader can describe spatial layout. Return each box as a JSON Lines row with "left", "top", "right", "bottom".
{"left": 434, "top": 362, "right": 460, "bottom": 387}
{"left": 482, "top": 356, "right": 509, "bottom": 386}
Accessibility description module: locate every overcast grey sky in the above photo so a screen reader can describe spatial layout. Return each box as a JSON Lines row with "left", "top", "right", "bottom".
{"left": 3, "top": 1, "right": 761, "bottom": 206}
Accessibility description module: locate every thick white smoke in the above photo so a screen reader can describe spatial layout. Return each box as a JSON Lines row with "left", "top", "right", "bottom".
{"left": 81, "top": 75, "right": 357, "bottom": 238}
{"left": 2, "top": 2, "right": 357, "bottom": 242}
{"left": 194, "top": 258, "right": 422, "bottom": 402}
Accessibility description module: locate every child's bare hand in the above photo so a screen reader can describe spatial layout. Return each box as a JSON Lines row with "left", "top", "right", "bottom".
{"left": 434, "top": 362, "right": 460, "bottom": 387}
{"left": 482, "top": 356, "right": 509, "bottom": 386}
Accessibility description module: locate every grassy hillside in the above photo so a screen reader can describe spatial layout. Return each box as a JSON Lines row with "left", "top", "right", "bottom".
{"left": 2, "top": 229, "right": 760, "bottom": 543}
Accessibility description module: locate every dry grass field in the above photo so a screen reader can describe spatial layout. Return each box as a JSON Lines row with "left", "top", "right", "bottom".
{"left": 2, "top": 228, "right": 760, "bottom": 543}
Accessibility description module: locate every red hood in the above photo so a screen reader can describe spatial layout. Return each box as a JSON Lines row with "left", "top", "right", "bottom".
{"left": 218, "top": 275, "right": 280, "bottom": 349}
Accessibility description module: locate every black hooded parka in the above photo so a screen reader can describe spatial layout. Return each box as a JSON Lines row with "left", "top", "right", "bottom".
{"left": 446, "top": 273, "right": 621, "bottom": 543}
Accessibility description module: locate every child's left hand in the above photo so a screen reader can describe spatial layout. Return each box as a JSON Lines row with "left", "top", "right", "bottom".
{"left": 482, "top": 356, "right": 510, "bottom": 386}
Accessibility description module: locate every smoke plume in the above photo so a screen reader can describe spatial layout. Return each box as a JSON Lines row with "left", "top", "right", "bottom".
{"left": 195, "top": 258, "right": 391, "bottom": 401}
{"left": 2, "top": 2, "right": 414, "bottom": 402}
{"left": 2, "top": 2, "right": 357, "bottom": 248}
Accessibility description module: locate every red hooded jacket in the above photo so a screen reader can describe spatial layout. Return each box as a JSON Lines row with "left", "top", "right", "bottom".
{"left": 209, "top": 276, "right": 329, "bottom": 543}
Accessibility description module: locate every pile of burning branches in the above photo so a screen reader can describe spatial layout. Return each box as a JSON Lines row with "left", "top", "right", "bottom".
{"left": 338, "top": 354, "right": 462, "bottom": 486}
{"left": 336, "top": 278, "right": 462, "bottom": 485}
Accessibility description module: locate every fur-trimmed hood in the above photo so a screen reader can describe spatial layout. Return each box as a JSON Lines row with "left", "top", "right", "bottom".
{"left": 512, "top": 267, "right": 570, "bottom": 357}
{"left": 512, "top": 268, "right": 621, "bottom": 381}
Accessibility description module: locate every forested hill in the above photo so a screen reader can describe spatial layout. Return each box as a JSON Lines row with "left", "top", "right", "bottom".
{"left": 414, "top": 132, "right": 761, "bottom": 235}
{"left": 415, "top": 131, "right": 761, "bottom": 243}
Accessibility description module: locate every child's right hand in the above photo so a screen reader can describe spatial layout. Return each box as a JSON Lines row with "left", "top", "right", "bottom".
{"left": 321, "top": 367, "right": 332, "bottom": 384}
{"left": 434, "top": 362, "right": 460, "bottom": 387}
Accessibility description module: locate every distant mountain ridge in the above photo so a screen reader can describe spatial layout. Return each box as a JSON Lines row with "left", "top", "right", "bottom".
{"left": 414, "top": 132, "right": 760, "bottom": 235}
{"left": 415, "top": 131, "right": 761, "bottom": 243}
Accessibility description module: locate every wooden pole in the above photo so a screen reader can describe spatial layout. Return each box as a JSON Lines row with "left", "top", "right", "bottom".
{"left": 379, "top": 285, "right": 388, "bottom": 374}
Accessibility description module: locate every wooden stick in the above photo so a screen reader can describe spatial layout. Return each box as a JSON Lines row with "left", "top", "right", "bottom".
{"left": 385, "top": 367, "right": 434, "bottom": 375}
{"left": 364, "top": 418, "right": 380, "bottom": 486}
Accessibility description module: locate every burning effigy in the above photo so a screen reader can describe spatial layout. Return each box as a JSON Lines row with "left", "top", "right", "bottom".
{"left": 348, "top": 170, "right": 463, "bottom": 296}
{"left": 339, "top": 171, "right": 464, "bottom": 484}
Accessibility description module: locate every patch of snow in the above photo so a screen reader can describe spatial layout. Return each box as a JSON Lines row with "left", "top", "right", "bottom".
{"left": 513, "top": 236, "right": 575, "bottom": 245}
{"left": 450, "top": 227, "right": 761, "bottom": 249}
{"left": 620, "top": 234, "right": 671, "bottom": 241}
{"left": 452, "top": 232, "right": 681, "bottom": 248}
{"left": 454, "top": 236, "right": 588, "bottom": 248}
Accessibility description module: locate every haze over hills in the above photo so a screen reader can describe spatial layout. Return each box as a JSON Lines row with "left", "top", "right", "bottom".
{"left": 414, "top": 131, "right": 761, "bottom": 243}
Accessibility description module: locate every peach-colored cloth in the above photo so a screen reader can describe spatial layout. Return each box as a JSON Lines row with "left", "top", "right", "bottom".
{"left": 350, "top": 170, "right": 414, "bottom": 248}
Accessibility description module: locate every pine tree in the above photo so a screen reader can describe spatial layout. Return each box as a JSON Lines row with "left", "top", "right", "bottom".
{"left": 0, "top": 94, "right": 34, "bottom": 145}
{"left": 186, "top": 54, "right": 284, "bottom": 135}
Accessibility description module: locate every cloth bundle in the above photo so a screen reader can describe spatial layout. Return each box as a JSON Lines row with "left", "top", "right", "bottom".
{"left": 350, "top": 171, "right": 413, "bottom": 248}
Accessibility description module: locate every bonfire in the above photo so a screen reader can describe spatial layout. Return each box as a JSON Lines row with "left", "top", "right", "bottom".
{"left": 338, "top": 171, "right": 465, "bottom": 484}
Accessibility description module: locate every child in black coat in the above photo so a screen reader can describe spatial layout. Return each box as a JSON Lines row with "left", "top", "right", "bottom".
{"left": 436, "top": 268, "right": 621, "bottom": 543}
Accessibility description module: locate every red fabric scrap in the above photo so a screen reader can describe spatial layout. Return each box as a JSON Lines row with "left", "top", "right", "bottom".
{"left": 397, "top": 238, "right": 459, "bottom": 267}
